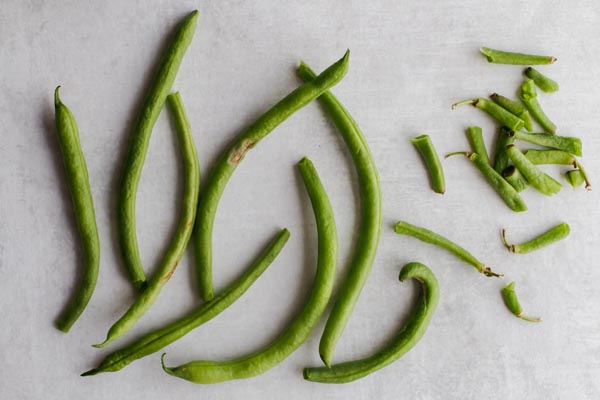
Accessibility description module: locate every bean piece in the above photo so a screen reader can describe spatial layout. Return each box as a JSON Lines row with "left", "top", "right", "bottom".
{"left": 519, "top": 79, "right": 556, "bottom": 134}
{"left": 506, "top": 145, "right": 562, "bottom": 195}
{"left": 502, "top": 166, "right": 528, "bottom": 193}
{"left": 465, "top": 126, "right": 490, "bottom": 165}
{"left": 490, "top": 93, "right": 533, "bottom": 132}
{"left": 480, "top": 47, "right": 557, "bottom": 65}
{"left": 502, "top": 282, "right": 541, "bottom": 322}
{"left": 410, "top": 134, "right": 446, "bottom": 194}
{"left": 511, "top": 131, "right": 582, "bottom": 156}
{"left": 525, "top": 67, "right": 559, "bottom": 93}
{"left": 452, "top": 98, "right": 524, "bottom": 131}
{"left": 502, "top": 223, "right": 570, "bottom": 254}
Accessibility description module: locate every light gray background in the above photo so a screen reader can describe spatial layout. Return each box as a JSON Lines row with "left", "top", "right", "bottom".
{"left": 2, "top": 1, "right": 599, "bottom": 398}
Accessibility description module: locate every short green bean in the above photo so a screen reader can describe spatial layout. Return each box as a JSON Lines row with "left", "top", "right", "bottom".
{"left": 493, "top": 127, "right": 515, "bottom": 174}
{"left": 162, "top": 157, "right": 338, "bottom": 383}
{"left": 394, "top": 221, "right": 502, "bottom": 277}
{"left": 525, "top": 67, "right": 559, "bottom": 93}
{"left": 452, "top": 98, "right": 524, "bottom": 131}
{"left": 519, "top": 79, "right": 556, "bottom": 134}
{"left": 510, "top": 131, "right": 581, "bottom": 156}
{"left": 505, "top": 145, "right": 562, "bottom": 196}
{"left": 465, "top": 126, "right": 489, "bottom": 165}
{"left": 502, "top": 223, "right": 570, "bottom": 254}
{"left": 566, "top": 170, "right": 585, "bottom": 188}
{"left": 53, "top": 87, "right": 100, "bottom": 333}
{"left": 410, "top": 134, "right": 446, "bottom": 194}
{"left": 502, "top": 282, "right": 541, "bottom": 323}
{"left": 524, "top": 149, "right": 575, "bottom": 165}
{"left": 303, "top": 262, "right": 439, "bottom": 384}
{"left": 480, "top": 47, "right": 557, "bottom": 65}
{"left": 502, "top": 166, "right": 528, "bottom": 193}
{"left": 490, "top": 93, "right": 533, "bottom": 132}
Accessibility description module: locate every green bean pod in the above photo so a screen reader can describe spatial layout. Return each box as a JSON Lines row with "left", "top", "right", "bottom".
{"left": 394, "top": 221, "right": 502, "bottom": 277}
{"left": 94, "top": 93, "right": 200, "bottom": 348}
{"left": 452, "top": 98, "right": 524, "bottom": 131}
{"left": 297, "top": 62, "right": 381, "bottom": 367}
{"left": 519, "top": 79, "right": 556, "bottom": 134}
{"left": 82, "top": 229, "right": 290, "bottom": 376}
{"left": 162, "top": 157, "right": 338, "bottom": 383}
{"left": 303, "top": 262, "right": 439, "bottom": 383}
{"left": 525, "top": 67, "right": 559, "bottom": 93}
{"left": 524, "top": 149, "right": 575, "bottom": 165}
{"left": 490, "top": 93, "right": 533, "bottom": 132}
{"left": 565, "top": 170, "right": 585, "bottom": 188}
{"left": 193, "top": 51, "right": 349, "bottom": 301}
{"left": 480, "top": 47, "right": 557, "bottom": 65}
{"left": 465, "top": 126, "right": 490, "bottom": 165}
{"left": 511, "top": 131, "right": 581, "bottom": 156}
{"left": 502, "top": 166, "right": 528, "bottom": 193}
{"left": 118, "top": 10, "right": 198, "bottom": 290}
{"left": 493, "top": 127, "right": 515, "bottom": 174}
{"left": 53, "top": 87, "right": 100, "bottom": 333}
{"left": 410, "top": 134, "right": 446, "bottom": 194}
{"left": 502, "top": 223, "right": 570, "bottom": 254}
{"left": 502, "top": 282, "right": 541, "bottom": 322}
{"left": 505, "top": 145, "right": 562, "bottom": 195}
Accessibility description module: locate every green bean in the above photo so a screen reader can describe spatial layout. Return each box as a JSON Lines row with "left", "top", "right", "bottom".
{"left": 490, "top": 93, "right": 533, "bottom": 132}
{"left": 394, "top": 221, "right": 502, "bottom": 277}
{"left": 193, "top": 51, "right": 349, "bottom": 301}
{"left": 303, "top": 262, "right": 439, "bottom": 384}
{"left": 502, "top": 166, "right": 528, "bottom": 193}
{"left": 480, "top": 47, "right": 557, "bottom": 65}
{"left": 519, "top": 79, "right": 556, "bottom": 134}
{"left": 574, "top": 161, "right": 592, "bottom": 191}
{"left": 297, "top": 62, "right": 381, "bottom": 367}
{"left": 524, "top": 149, "right": 575, "bottom": 165}
{"left": 161, "top": 157, "right": 338, "bottom": 383}
{"left": 446, "top": 151, "right": 527, "bottom": 212}
{"left": 525, "top": 67, "right": 559, "bottom": 93}
{"left": 452, "top": 98, "right": 524, "bottom": 131}
{"left": 493, "top": 127, "right": 515, "bottom": 174}
{"left": 565, "top": 169, "right": 585, "bottom": 188}
{"left": 93, "top": 93, "right": 200, "bottom": 348}
{"left": 505, "top": 145, "right": 562, "bottom": 196}
{"left": 53, "top": 87, "right": 100, "bottom": 333}
{"left": 410, "top": 134, "right": 446, "bottom": 194}
{"left": 118, "top": 10, "right": 198, "bottom": 290}
{"left": 502, "top": 223, "right": 570, "bottom": 254}
{"left": 81, "top": 229, "right": 290, "bottom": 376}
{"left": 465, "top": 126, "right": 489, "bottom": 165}
{"left": 510, "top": 131, "right": 581, "bottom": 156}
{"left": 502, "top": 282, "right": 541, "bottom": 322}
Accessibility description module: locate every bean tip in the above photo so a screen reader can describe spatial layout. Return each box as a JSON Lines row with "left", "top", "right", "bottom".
{"left": 81, "top": 368, "right": 98, "bottom": 377}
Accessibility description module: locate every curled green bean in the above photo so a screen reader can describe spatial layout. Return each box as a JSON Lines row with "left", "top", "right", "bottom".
{"left": 502, "top": 282, "right": 541, "bottom": 323}
{"left": 493, "top": 127, "right": 515, "bottom": 174}
{"left": 506, "top": 145, "right": 562, "bottom": 195}
{"left": 118, "top": 10, "right": 199, "bottom": 290}
{"left": 394, "top": 221, "right": 502, "bottom": 277}
{"left": 502, "top": 222, "right": 570, "bottom": 254}
{"left": 465, "top": 126, "right": 489, "bottom": 165}
{"left": 490, "top": 93, "right": 533, "bottom": 132}
{"left": 525, "top": 67, "right": 559, "bottom": 93}
{"left": 297, "top": 62, "right": 381, "bottom": 368}
{"left": 519, "top": 79, "right": 556, "bottom": 134}
{"left": 303, "top": 262, "right": 439, "bottom": 384}
{"left": 53, "top": 87, "right": 100, "bottom": 333}
{"left": 452, "top": 98, "right": 524, "bottom": 131}
{"left": 510, "top": 131, "right": 581, "bottom": 156}
{"left": 446, "top": 151, "right": 527, "bottom": 212}
{"left": 480, "top": 47, "right": 556, "bottom": 65}
{"left": 193, "top": 51, "right": 349, "bottom": 301}
{"left": 161, "top": 157, "right": 338, "bottom": 383}
{"left": 410, "top": 134, "right": 446, "bottom": 194}
{"left": 524, "top": 149, "right": 575, "bottom": 165}
{"left": 81, "top": 229, "right": 290, "bottom": 376}
{"left": 502, "top": 166, "right": 528, "bottom": 193}
{"left": 93, "top": 93, "right": 200, "bottom": 348}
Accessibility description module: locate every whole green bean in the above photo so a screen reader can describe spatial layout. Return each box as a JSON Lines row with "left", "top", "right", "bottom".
{"left": 465, "top": 126, "right": 490, "bottom": 165}
{"left": 410, "top": 134, "right": 446, "bottom": 194}
{"left": 53, "top": 87, "right": 100, "bottom": 333}
{"left": 506, "top": 145, "right": 562, "bottom": 195}
{"left": 510, "top": 131, "right": 581, "bottom": 156}
{"left": 303, "top": 262, "right": 439, "bottom": 383}
{"left": 297, "top": 62, "right": 381, "bottom": 368}
{"left": 519, "top": 79, "right": 556, "bottom": 134}
{"left": 394, "top": 221, "right": 502, "bottom": 277}
{"left": 452, "top": 98, "right": 524, "bottom": 131}
{"left": 524, "top": 149, "right": 575, "bottom": 165}
{"left": 162, "top": 157, "right": 338, "bottom": 383}
{"left": 480, "top": 47, "right": 557, "bottom": 65}
{"left": 81, "top": 229, "right": 290, "bottom": 376}
{"left": 490, "top": 93, "right": 533, "bottom": 132}
{"left": 493, "top": 127, "right": 515, "bottom": 174}
{"left": 502, "top": 223, "right": 570, "bottom": 254}
{"left": 502, "top": 166, "right": 528, "bottom": 193}
{"left": 525, "top": 67, "right": 559, "bottom": 93}
{"left": 502, "top": 282, "right": 541, "bottom": 322}
{"left": 446, "top": 151, "right": 527, "bottom": 212}
{"left": 118, "top": 10, "right": 198, "bottom": 290}
{"left": 566, "top": 170, "right": 585, "bottom": 188}
{"left": 94, "top": 93, "right": 200, "bottom": 348}
{"left": 193, "top": 51, "right": 349, "bottom": 301}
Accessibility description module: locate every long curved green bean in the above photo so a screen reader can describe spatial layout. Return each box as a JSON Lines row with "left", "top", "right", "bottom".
{"left": 162, "top": 157, "right": 338, "bottom": 383}
{"left": 193, "top": 51, "right": 349, "bottom": 301}
{"left": 502, "top": 166, "right": 528, "bottom": 193}
{"left": 480, "top": 47, "right": 557, "bottom": 65}
{"left": 410, "top": 134, "right": 445, "bottom": 194}
{"left": 506, "top": 145, "right": 562, "bottom": 195}
{"left": 394, "top": 221, "right": 502, "bottom": 277}
{"left": 94, "top": 93, "right": 200, "bottom": 348}
{"left": 118, "top": 10, "right": 198, "bottom": 290}
{"left": 303, "top": 262, "right": 439, "bottom": 384}
{"left": 490, "top": 93, "right": 533, "bottom": 132}
{"left": 53, "top": 87, "right": 100, "bottom": 333}
{"left": 82, "top": 228, "right": 290, "bottom": 375}
{"left": 297, "top": 62, "right": 381, "bottom": 367}
{"left": 525, "top": 67, "right": 559, "bottom": 93}
{"left": 519, "top": 79, "right": 556, "bottom": 134}
{"left": 465, "top": 126, "right": 489, "bottom": 165}
{"left": 502, "top": 223, "right": 570, "bottom": 254}
{"left": 510, "top": 131, "right": 581, "bottom": 157}
{"left": 502, "top": 282, "right": 541, "bottom": 322}
{"left": 452, "top": 98, "right": 524, "bottom": 131}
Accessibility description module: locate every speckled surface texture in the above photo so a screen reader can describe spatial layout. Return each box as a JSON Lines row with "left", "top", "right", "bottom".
{"left": 1, "top": 1, "right": 599, "bottom": 398}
